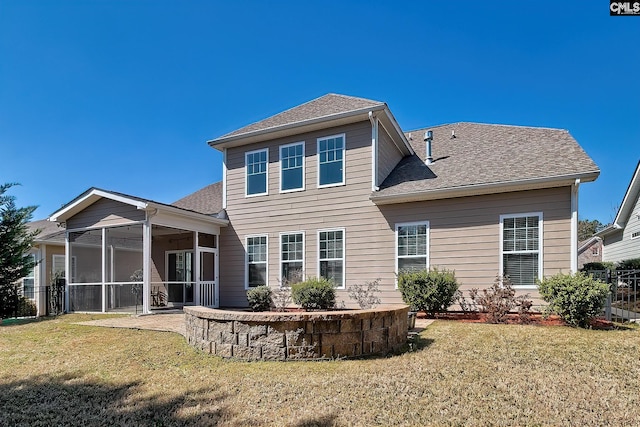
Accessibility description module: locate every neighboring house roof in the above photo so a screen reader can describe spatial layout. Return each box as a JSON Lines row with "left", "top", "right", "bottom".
{"left": 172, "top": 182, "right": 223, "bottom": 215}
{"left": 208, "top": 93, "right": 412, "bottom": 155}
{"left": 27, "top": 219, "right": 65, "bottom": 245}
{"left": 49, "top": 188, "right": 228, "bottom": 225}
{"left": 596, "top": 160, "right": 640, "bottom": 237}
{"left": 578, "top": 236, "right": 602, "bottom": 253}
{"left": 372, "top": 122, "right": 600, "bottom": 204}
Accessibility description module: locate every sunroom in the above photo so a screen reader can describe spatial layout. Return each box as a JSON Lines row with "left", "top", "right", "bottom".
{"left": 48, "top": 188, "right": 228, "bottom": 314}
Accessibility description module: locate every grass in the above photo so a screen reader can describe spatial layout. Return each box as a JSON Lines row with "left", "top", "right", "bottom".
{"left": 1, "top": 315, "right": 639, "bottom": 426}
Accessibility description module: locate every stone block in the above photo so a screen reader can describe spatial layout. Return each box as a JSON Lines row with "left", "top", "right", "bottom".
{"left": 270, "top": 321, "right": 305, "bottom": 334}
{"left": 314, "top": 320, "right": 340, "bottom": 334}
{"left": 333, "top": 341, "right": 361, "bottom": 359}
{"left": 319, "top": 344, "right": 334, "bottom": 359}
{"left": 209, "top": 320, "right": 233, "bottom": 336}
{"left": 261, "top": 345, "right": 286, "bottom": 361}
{"left": 248, "top": 324, "right": 268, "bottom": 339}
{"left": 340, "top": 318, "right": 362, "bottom": 333}
{"left": 216, "top": 343, "right": 233, "bottom": 358}
{"left": 287, "top": 345, "right": 319, "bottom": 360}
{"left": 363, "top": 329, "right": 384, "bottom": 344}
{"left": 220, "top": 331, "right": 237, "bottom": 345}
{"left": 285, "top": 328, "right": 312, "bottom": 347}
{"left": 251, "top": 330, "right": 285, "bottom": 348}
{"left": 207, "top": 329, "right": 222, "bottom": 342}
{"left": 237, "top": 333, "right": 249, "bottom": 347}
{"left": 232, "top": 345, "right": 260, "bottom": 360}
{"left": 234, "top": 321, "right": 251, "bottom": 335}
{"left": 370, "top": 316, "right": 384, "bottom": 330}
{"left": 321, "top": 331, "right": 362, "bottom": 348}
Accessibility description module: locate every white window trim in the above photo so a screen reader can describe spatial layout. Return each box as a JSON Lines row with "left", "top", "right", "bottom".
{"left": 499, "top": 212, "right": 544, "bottom": 289}
{"left": 317, "top": 228, "right": 346, "bottom": 289}
{"left": 631, "top": 231, "right": 640, "bottom": 240}
{"left": 245, "top": 148, "right": 269, "bottom": 197}
{"left": 395, "top": 221, "right": 430, "bottom": 288}
{"left": 279, "top": 231, "right": 305, "bottom": 285}
{"left": 245, "top": 234, "right": 268, "bottom": 290}
{"left": 279, "top": 141, "right": 305, "bottom": 193}
{"left": 317, "top": 133, "right": 346, "bottom": 188}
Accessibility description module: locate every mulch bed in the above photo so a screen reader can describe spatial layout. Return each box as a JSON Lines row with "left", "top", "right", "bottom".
{"left": 417, "top": 311, "right": 616, "bottom": 329}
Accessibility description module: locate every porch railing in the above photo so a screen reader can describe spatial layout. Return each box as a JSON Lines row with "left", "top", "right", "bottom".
{"left": 586, "top": 269, "right": 640, "bottom": 323}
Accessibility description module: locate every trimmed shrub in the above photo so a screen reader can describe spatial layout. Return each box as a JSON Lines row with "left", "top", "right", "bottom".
{"left": 397, "top": 267, "right": 459, "bottom": 315}
{"left": 616, "top": 258, "right": 640, "bottom": 270}
{"left": 291, "top": 277, "right": 336, "bottom": 310}
{"left": 468, "top": 276, "right": 532, "bottom": 324}
{"left": 16, "top": 296, "right": 37, "bottom": 317}
{"left": 347, "top": 279, "right": 382, "bottom": 309}
{"left": 246, "top": 286, "right": 272, "bottom": 312}
{"left": 538, "top": 272, "right": 609, "bottom": 328}
{"left": 581, "top": 261, "right": 615, "bottom": 272}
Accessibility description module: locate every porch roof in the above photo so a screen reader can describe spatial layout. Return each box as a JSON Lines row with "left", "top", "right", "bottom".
{"left": 48, "top": 187, "right": 229, "bottom": 227}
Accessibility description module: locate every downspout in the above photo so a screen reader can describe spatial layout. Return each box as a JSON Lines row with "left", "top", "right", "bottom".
{"left": 570, "top": 178, "right": 580, "bottom": 273}
{"left": 369, "top": 111, "right": 379, "bottom": 191}
{"left": 222, "top": 148, "right": 228, "bottom": 209}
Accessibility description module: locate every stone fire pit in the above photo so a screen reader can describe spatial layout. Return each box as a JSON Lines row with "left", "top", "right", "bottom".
{"left": 184, "top": 305, "right": 410, "bottom": 361}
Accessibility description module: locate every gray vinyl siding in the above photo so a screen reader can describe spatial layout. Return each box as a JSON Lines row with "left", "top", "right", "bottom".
{"left": 602, "top": 194, "right": 640, "bottom": 263}
{"left": 377, "top": 125, "right": 404, "bottom": 185}
{"left": 66, "top": 198, "right": 145, "bottom": 229}
{"left": 219, "top": 117, "right": 573, "bottom": 308}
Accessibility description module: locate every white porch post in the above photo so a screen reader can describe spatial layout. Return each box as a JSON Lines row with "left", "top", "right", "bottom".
{"left": 65, "top": 231, "right": 70, "bottom": 312}
{"left": 194, "top": 231, "right": 200, "bottom": 306}
{"left": 38, "top": 245, "right": 47, "bottom": 317}
{"left": 101, "top": 228, "right": 107, "bottom": 313}
{"left": 142, "top": 220, "right": 151, "bottom": 314}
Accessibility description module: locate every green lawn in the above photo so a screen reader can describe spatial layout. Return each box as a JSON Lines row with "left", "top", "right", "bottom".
{"left": 1, "top": 314, "right": 639, "bottom": 426}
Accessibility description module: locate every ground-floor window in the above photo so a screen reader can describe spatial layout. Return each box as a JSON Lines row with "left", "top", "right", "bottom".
{"left": 246, "top": 235, "right": 268, "bottom": 288}
{"left": 396, "top": 222, "right": 429, "bottom": 273}
{"left": 501, "top": 213, "right": 542, "bottom": 288}
{"left": 22, "top": 254, "right": 35, "bottom": 299}
{"left": 318, "top": 229, "right": 345, "bottom": 288}
{"left": 280, "top": 232, "right": 304, "bottom": 285}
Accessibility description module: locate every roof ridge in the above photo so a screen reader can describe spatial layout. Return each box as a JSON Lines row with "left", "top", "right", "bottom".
{"left": 404, "top": 122, "right": 569, "bottom": 133}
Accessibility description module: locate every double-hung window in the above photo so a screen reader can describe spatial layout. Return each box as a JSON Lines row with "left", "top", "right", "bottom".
{"left": 246, "top": 235, "right": 268, "bottom": 288}
{"left": 280, "top": 232, "right": 304, "bottom": 284}
{"left": 501, "top": 213, "right": 542, "bottom": 288}
{"left": 318, "top": 229, "right": 345, "bottom": 288}
{"left": 246, "top": 148, "right": 268, "bottom": 196}
{"left": 396, "top": 222, "right": 429, "bottom": 272}
{"left": 280, "top": 142, "right": 304, "bottom": 192}
{"left": 317, "top": 134, "right": 345, "bottom": 187}
{"left": 22, "top": 254, "right": 35, "bottom": 299}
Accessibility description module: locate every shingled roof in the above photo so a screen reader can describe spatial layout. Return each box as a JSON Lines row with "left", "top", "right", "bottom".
{"left": 27, "top": 219, "right": 65, "bottom": 244}
{"left": 373, "top": 122, "right": 599, "bottom": 202}
{"left": 172, "top": 182, "right": 223, "bottom": 215}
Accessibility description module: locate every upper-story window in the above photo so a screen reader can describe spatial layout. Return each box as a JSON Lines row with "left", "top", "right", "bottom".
{"left": 246, "top": 148, "right": 268, "bottom": 196}
{"left": 280, "top": 142, "right": 305, "bottom": 192}
{"left": 317, "top": 134, "right": 345, "bottom": 187}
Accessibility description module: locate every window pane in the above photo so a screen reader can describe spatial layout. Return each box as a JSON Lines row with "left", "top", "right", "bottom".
{"left": 398, "top": 257, "right": 427, "bottom": 272}
{"left": 282, "top": 262, "right": 303, "bottom": 284}
{"left": 282, "top": 168, "right": 303, "bottom": 191}
{"left": 320, "top": 260, "right": 343, "bottom": 286}
{"left": 248, "top": 263, "right": 267, "bottom": 287}
{"left": 248, "top": 173, "right": 266, "bottom": 195}
{"left": 318, "top": 136, "right": 344, "bottom": 186}
{"left": 320, "top": 162, "right": 343, "bottom": 185}
{"left": 246, "top": 150, "right": 267, "bottom": 195}
{"left": 504, "top": 253, "right": 538, "bottom": 287}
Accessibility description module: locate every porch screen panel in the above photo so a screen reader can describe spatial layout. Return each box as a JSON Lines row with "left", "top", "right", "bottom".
{"left": 105, "top": 225, "right": 143, "bottom": 311}
{"left": 69, "top": 230, "right": 103, "bottom": 312}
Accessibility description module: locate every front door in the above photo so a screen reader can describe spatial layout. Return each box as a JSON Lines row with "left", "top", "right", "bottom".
{"left": 197, "top": 248, "right": 218, "bottom": 308}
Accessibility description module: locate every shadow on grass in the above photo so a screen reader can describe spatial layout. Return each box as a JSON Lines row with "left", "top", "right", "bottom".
{"left": 292, "top": 413, "right": 339, "bottom": 427}
{"left": 0, "top": 316, "right": 55, "bottom": 328}
{"left": 0, "top": 372, "right": 232, "bottom": 426}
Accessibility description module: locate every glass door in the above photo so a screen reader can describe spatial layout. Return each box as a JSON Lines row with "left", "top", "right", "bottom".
{"left": 167, "top": 251, "right": 194, "bottom": 305}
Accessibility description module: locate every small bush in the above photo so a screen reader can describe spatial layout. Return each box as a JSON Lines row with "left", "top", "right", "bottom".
{"left": 538, "top": 272, "right": 609, "bottom": 328}
{"left": 16, "top": 296, "right": 37, "bottom": 317}
{"left": 246, "top": 286, "right": 272, "bottom": 312}
{"left": 468, "top": 276, "right": 532, "bottom": 324}
{"left": 616, "top": 258, "right": 640, "bottom": 270}
{"left": 347, "top": 279, "right": 382, "bottom": 309}
{"left": 272, "top": 287, "right": 292, "bottom": 312}
{"left": 581, "top": 262, "right": 615, "bottom": 272}
{"left": 397, "top": 267, "right": 459, "bottom": 315}
{"left": 291, "top": 277, "right": 336, "bottom": 310}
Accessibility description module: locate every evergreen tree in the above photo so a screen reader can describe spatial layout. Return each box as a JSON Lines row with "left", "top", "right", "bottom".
{"left": 0, "top": 183, "right": 39, "bottom": 318}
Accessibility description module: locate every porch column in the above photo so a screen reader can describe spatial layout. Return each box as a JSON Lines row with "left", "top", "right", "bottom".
{"left": 194, "top": 231, "right": 200, "bottom": 306}
{"left": 142, "top": 220, "right": 151, "bottom": 314}
{"left": 37, "top": 245, "right": 47, "bottom": 317}
{"left": 64, "top": 231, "right": 70, "bottom": 313}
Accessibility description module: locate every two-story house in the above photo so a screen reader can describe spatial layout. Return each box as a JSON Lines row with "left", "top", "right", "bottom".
{"left": 48, "top": 94, "right": 599, "bottom": 313}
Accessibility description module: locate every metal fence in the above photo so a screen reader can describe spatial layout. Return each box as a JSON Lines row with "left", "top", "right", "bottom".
{"left": 586, "top": 269, "right": 640, "bottom": 323}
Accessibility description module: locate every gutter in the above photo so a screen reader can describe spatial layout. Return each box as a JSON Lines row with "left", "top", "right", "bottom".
{"left": 369, "top": 111, "right": 380, "bottom": 191}
{"left": 370, "top": 170, "right": 600, "bottom": 205}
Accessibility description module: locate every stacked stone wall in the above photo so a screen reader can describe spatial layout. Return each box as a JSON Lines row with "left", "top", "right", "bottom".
{"left": 184, "top": 305, "right": 409, "bottom": 360}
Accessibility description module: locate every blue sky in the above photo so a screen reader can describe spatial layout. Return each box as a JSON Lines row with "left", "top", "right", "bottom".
{"left": 1, "top": 1, "right": 638, "bottom": 224}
